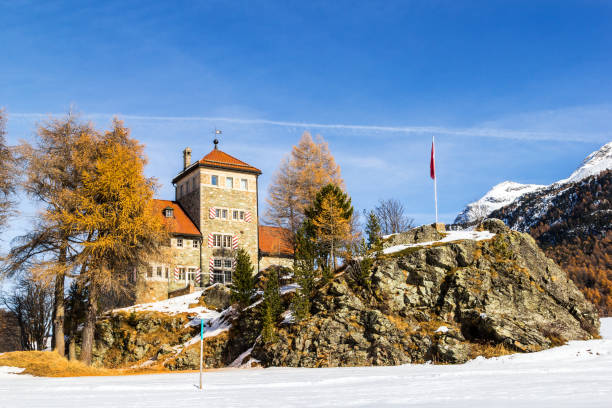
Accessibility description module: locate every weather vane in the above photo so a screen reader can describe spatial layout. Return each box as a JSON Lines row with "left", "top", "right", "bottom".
{"left": 213, "top": 128, "right": 222, "bottom": 149}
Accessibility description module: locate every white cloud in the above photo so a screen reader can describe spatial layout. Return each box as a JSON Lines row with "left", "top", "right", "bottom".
{"left": 10, "top": 107, "right": 612, "bottom": 143}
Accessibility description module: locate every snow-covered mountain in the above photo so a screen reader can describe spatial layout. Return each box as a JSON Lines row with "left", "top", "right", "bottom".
{"left": 454, "top": 181, "right": 545, "bottom": 224}
{"left": 556, "top": 140, "right": 612, "bottom": 185}
{"left": 454, "top": 141, "right": 612, "bottom": 225}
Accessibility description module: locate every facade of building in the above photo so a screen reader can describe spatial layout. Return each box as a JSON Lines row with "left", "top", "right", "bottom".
{"left": 135, "top": 141, "right": 293, "bottom": 303}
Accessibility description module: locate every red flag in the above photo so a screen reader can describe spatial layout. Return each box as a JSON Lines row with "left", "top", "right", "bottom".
{"left": 430, "top": 139, "right": 436, "bottom": 180}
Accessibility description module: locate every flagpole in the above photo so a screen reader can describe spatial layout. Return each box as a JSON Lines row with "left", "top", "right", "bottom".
{"left": 433, "top": 135, "right": 438, "bottom": 225}
{"left": 199, "top": 318, "right": 203, "bottom": 390}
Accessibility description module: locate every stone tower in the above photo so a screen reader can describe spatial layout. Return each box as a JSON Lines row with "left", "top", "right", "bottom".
{"left": 172, "top": 140, "right": 261, "bottom": 284}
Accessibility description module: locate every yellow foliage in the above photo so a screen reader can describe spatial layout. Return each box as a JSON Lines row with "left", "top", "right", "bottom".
{"left": 266, "top": 132, "right": 344, "bottom": 236}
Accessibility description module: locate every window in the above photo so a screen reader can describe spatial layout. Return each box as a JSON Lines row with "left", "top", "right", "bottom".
{"left": 193, "top": 240, "right": 199, "bottom": 248}
{"left": 176, "top": 238, "right": 183, "bottom": 248}
{"left": 188, "top": 267, "right": 197, "bottom": 282}
{"left": 213, "top": 234, "right": 222, "bottom": 247}
{"left": 215, "top": 208, "right": 228, "bottom": 219}
{"left": 211, "top": 175, "right": 218, "bottom": 186}
{"left": 212, "top": 257, "right": 234, "bottom": 284}
{"left": 232, "top": 210, "right": 245, "bottom": 221}
{"left": 179, "top": 267, "right": 186, "bottom": 281}
{"left": 232, "top": 210, "right": 239, "bottom": 220}
{"left": 222, "top": 235, "right": 232, "bottom": 248}
{"left": 241, "top": 179, "right": 248, "bottom": 190}
{"left": 239, "top": 211, "right": 245, "bottom": 221}
{"left": 164, "top": 207, "right": 174, "bottom": 218}
{"left": 156, "top": 266, "right": 162, "bottom": 277}
{"left": 147, "top": 266, "right": 153, "bottom": 278}
{"left": 225, "top": 177, "right": 233, "bottom": 188}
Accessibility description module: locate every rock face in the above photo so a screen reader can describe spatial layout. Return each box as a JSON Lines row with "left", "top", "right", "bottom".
{"left": 251, "top": 221, "right": 599, "bottom": 367}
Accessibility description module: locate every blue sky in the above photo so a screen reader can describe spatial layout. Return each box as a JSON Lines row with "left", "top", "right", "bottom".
{"left": 1, "top": 0, "right": 612, "bottom": 251}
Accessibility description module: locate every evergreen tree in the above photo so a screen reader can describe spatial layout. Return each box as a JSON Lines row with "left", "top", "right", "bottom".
{"left": 64, "top": 281, "right": 87, "bottom": 360}
{"left": 364, "top": 210, "right": 382, "bottom": 251}
{"left": 231, "top": 248, "right": 255, "bottom": 308}
{"left": 349, "top": 238, "right": 374, "bottom": 289}
{"left": 291, "top": 228, "right": 317, "bottom": 320}
{"left": 261, "top": 267, "right": 282, "bottom": 343}
{"left": 306, "top": 184, "right": 354, "bottom": 270}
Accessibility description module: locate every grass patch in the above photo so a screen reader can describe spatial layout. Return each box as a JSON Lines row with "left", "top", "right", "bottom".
{"left": 468, "top": 342, "right": 516, "bottom": 359}
{"left": 0, "top": 351, "right": 173, "bottom": 377}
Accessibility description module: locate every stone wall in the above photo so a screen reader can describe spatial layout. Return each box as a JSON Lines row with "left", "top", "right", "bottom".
{"left": 198, "top": 168, "right": 259, "bottom": 281}
{"left": 135, "top": 279, "right": 168, "bottom": 304}
{"left": 259, "top": 255, "right": 294, "bottom": 272}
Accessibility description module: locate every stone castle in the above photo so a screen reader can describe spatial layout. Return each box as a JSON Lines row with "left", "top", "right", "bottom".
{"left": 136, "top": 139, "right": 293, "bottom": 303}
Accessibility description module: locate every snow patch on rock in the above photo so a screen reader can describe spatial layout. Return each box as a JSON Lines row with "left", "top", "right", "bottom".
{"left": 382, "top": 230, "right": 496, "bottom": 255}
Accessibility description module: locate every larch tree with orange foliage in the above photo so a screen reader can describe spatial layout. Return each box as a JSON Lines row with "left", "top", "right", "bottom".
{"left": 266, "top": 132, "right": 344, "bottom": 245}
{"left": 3, "top": 113, "right": 98, "bottom": 358}
{"left": 57, "top": 120, "right": 166, "bottom": 365}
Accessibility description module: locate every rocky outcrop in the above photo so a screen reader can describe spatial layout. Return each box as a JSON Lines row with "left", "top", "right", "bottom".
{"left": 201, "top": 284, "right": 232, "bottom": 311}
{"left": 251, "top": 220, "right": 599, "bottom": 366}
{"left": 92, "top": 220, "right": 599, "bottom": 369}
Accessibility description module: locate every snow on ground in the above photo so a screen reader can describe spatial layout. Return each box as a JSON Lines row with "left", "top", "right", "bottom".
{"left": 383, "top": 229, "right": 496, "bottom": 255}
{"left": 114, "top": 290, "right": 207, "bottom": 315}
{"left": 2, "top": 319, "right": 611, "bottom": 407}
{"left": 113, "top": 289, "right": 231, "bottom": 347}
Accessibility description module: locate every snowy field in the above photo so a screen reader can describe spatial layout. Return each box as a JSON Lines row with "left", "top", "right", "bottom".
{"left": 2, "top": 319, "right": 611, "bottom": 408}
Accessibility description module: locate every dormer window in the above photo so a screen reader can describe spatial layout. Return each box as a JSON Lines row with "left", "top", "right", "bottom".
{"left": 163, "top": 207, "right": 174, "bottom": 218}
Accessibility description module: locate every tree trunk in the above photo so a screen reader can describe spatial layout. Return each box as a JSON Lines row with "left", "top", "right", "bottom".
{"left": 331, "top": 239, "right": 336, "bottom": 272}
{"left": 80, "top": 280, "right": 98, "bottom": 365}
{"left": 52, "top": 244, "right": 66, "bottom": 357}
{"left": 68, "top": 336, "right": 77, "bottom": 360}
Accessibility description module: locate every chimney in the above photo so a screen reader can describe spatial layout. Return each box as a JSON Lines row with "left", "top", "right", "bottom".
{"left": 183, "top": 147, "right": 192, "bottom": 170}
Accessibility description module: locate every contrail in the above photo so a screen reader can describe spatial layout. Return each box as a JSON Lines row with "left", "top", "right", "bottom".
{"left": 10, "top": 112, "right": 606, "bottom": 142}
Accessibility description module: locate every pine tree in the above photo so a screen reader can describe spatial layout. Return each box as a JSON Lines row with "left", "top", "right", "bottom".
{"left": 266, "top": 132, "right": 344, "bottom": 244}
{"left": 65, "top": 281, "right": 87, "bottom": 360}
{"left": 231, "top": 248, "right": 255, "bottom": 309}
{"left": 306, "top": 184, "right": 354, "bottom": 270}
{"left": 261, "top": 267, "right": 282, "bottom": 343}
{"left": 364, "top": 210, "right": 382, "bottom": 251}
{"left": 291, "top": 228, "right": 317, "bottom": 320}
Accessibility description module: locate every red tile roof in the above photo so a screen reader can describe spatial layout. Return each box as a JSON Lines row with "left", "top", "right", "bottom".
{"left": 199, "top": 148, "right": 262, "bottom": 174}
{"left": 153, "top": 199, "right": 201, "bottom": 236}
{"left": 258, "top": 226, "right": 294, "bottom": 257}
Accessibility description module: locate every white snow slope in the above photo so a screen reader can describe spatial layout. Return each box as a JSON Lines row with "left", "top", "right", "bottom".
{"left": 2, "top": 319, "right": 611, "bottom": 408}
{"left": 455, "top": 141, "right": 612, "bottom": 224}
{"left": 454, "top": 181, "right": 545, "bottom": 224}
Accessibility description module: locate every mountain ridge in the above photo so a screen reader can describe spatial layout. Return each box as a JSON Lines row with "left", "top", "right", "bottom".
{"left": 455, "top": 141, "right": 612, "bottom": 225}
